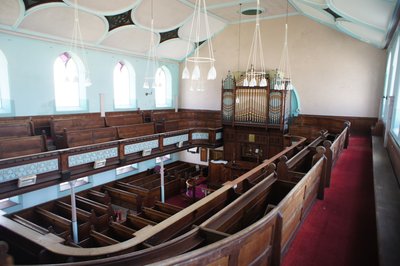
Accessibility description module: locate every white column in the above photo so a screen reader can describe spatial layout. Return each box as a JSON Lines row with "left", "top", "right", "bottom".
{"left": 69, "top": 180, "right": 78, "bottom": 244}
{"left": 99, "top": 93, "right": 105, "bottom": 117}
{"left": 175, "top": 95, "right": 178, "bottom": 113}
{"left": 160, "top": 159, "right": 165, "bottom": 203}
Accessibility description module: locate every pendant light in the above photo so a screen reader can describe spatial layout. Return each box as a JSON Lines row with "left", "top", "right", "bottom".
{"left": 243, "top": 0, "right": 267, "bottom": 87}
{"left": 143, "top": 0, "right": 159, "bottom": 90}
{"left": 182, "top": 0, "right": 216, "bottom": 81}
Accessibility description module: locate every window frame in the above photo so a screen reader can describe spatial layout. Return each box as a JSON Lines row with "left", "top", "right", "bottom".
{"left": 0, "top": 49, "right": 11, "bottom": 114}
{"left": 155, "top": 66, "right": 173, "bottom": 108}
{"left": 113, "top": 61, "right": 136, "bottom": 110}
{"left": 53, "top": 52, "right": 88, "bottom": 113}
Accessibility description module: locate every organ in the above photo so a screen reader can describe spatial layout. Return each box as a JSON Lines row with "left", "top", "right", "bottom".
{"left": 221, "top": 71, "right": 293, "bottom": 162}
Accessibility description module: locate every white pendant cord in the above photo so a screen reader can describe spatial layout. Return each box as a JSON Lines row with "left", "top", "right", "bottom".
{"left": 245, "top": 0, "right": 266, "bottom": 86}
{"left": 71, "top": 0, "right": 91, "bottom": 86}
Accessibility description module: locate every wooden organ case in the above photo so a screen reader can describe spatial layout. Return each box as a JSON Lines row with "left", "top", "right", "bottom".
{"left": 221, "top": 72, "right": 292, "bottom": 162}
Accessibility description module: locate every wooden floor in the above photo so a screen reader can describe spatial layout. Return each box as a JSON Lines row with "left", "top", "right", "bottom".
{"left": 372, "top": 136, "right": 400, "bottom": 266}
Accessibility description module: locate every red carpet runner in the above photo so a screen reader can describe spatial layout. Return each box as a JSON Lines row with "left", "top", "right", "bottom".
{"left": 283, "top": 136, "right": 378, "bottom": 266}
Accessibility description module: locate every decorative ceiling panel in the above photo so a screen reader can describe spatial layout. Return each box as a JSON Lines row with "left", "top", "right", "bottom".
{"left": 63, "top": 0, "right": 139, "bottom": 15}
{"left": 23, "top": 0, "right": 63, "bottom": 11}
{"left": 19, "top": 5, "right": 107, "bottom": 43}
{"left": 132, "top": 0, "right": 193, "bottom": 32}
{"left": 0, "top": 0, "right": 22, "bottom": 26}
{"left": 160, "top": 28, "right": 179, "bottom": 43}
{"left": 336, "top": 19, "right": 386, "bottom": 47}
{"left": 292, "top": 0, "right": 335, "bottom": 26}
{"left": 157, "top": 39, "right": 194, "bottom": 61}
{"left": 328, "top": 0, "right": 395, "bottom": 31}
{"left": 178, "top": 13, "right": 226, "bottom": 42}
{"left": 106, "top": 10, "right": 134, "bottom": 31}
{"left": 101, "top": 25, "right": 160, "bottom": 54}
{"left": 210, "top": 0, "right": 297, "bottom": 22}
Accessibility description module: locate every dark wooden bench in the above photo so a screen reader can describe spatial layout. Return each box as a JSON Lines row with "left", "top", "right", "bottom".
{"left": 0, "top": 120, "right": 33, "bottom": 138}
{"left": 154, "top": 201, "right": 183, "bottom": 215}
{"left": 105, "top": 114, "right": 143, "bottom": 127}
{"left": 141, "top": 207, "right": 171, "bottom": 223}
{"left": 126, "top": 213, "right": 156, "bottom": 229}
{"left": 90, "top": 229, "right": 119, "bottom": 246}
{"left": 0, "top": 134, "right": 47, "bottom": 159}
{"left": 63, "top": 127, "right": 118, "bottom": 148}
{"left": 116, "top": 123, "right": 155, "bottom": 139}
{"left": 50, "top": 117, "right": 106, "bottom": 148}
{"left": 103, "top": 186, "right": 142, "bottom": 212}
{"left": 115, "top": 181, "right": 160, "bottom": 208}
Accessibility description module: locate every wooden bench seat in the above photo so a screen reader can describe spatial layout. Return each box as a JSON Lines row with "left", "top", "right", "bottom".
{"left": 64, "top": 127, "right": 118, "bottom": 148}
{"left": 50, "top": 117, "right": 106, "bottom": 148}
{"left": 105, "top": 114, "right": 143, "bottom": 127}
{"left": 103, "top": 186, "right": 142, "bottom": 212}
{"left": 75, "top": 196, "right": 112, "bottom": 217}
{"left": 126, "top": 213, "right": 156, "bottom": 229}
{"left": 12, "top": 214, "right": 49, "bottom": 235}
{"left": 109, "top": 221, "right": 136, "bottom": 240}
{"left": 90, "top": 230, "right": 119, "bottom": 246}
{"left": 0, "top": 135, "right": 47, "bottom": 159}
{"left": 87, "top": 190, "right": 111, "bottom": 205}
{"left": 0, "top": 120, "right": 33, "bottom": 138}
{"left": 141, "top": 207, "right": 171, "bottom": 223}
{"left": 35, "top": 207, "right": 71, "bottom": 235}
{"left": 55, "top": 201, "right": 94, "bottom": 223}
{"left": 115, "top": 181, "right": 160, "bottom": 208}
{"left": 116, "top": 123, "right": 155, "bottom": 139}
{"left": 154, "top": 201, "right": 183, "bottom": 215}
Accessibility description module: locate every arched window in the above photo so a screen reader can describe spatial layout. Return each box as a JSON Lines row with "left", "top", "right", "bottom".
{"left": 0, "top": 50, "right": 10, "bottom": 113}
{"left": 113, "top": 61, "right": 136, "bottom": 109}
{"left": 155, "top": 66, "right": 172, "bottom": 108}
{"left": 54, "top": 52, "right": 87, "bottom": 111}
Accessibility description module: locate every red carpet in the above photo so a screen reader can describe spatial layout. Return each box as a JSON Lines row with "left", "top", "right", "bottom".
{"left": 283, "top": 136, "right": 378, "bottom": 266}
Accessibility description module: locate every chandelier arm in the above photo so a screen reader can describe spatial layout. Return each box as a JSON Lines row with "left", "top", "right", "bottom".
{"left": 203, "top": 0, "right": 214, "bottom": 66}
{"left": 237, "top": 3, "right": 242, "bottom": 73}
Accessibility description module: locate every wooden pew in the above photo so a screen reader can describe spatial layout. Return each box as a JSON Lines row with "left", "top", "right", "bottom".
{"left": 128, "top": 173, "right": 160, "bottom": 186}
{"left": 115, "top": 181, "right": 160, "bottom": 208}
{"left": 105, "top": 114, "right": 143, "bottom": 127}
{"left": 116, "top": 123, "right": 155, "bottom": 139}
{"left": 141, "top": 207, "right": 171, "bottom": 223}
{"left": 55, "top": 201, "right": 92, "bottom": 222}
{"left": 75, "top": 195, "right": 113, "bottom": 217}
{"left": 0, "top": 120, "right": 33, "bottom": 138}
{"left": 63, "top": 127, "right": 118, "bottom": 148}
{"left": 126, "top": 213, "right": 156, "bottom": 229}
{"left": 87, "top": 190, "right": 111, "bottom": 205}
{"left": 103, "top": 186, "right": 142, "bottom": 212}
{"left": 50, "top": 117, "right": 106, "bottom": 148}
{"left": 0, "top": 134, "right": 47, "bottom": 159}
{"left": 35, "top": 207, "right": 71, "bottom": 235}
{"left": 154, "top": 201, "right": 183, "bottom": 215}
{"left": 12, "top": 214, "right": 49, "bottom": 235}
{"left": 109, "top": 221, "right": 136, "bottom": 240}
{"left": 90, "top": 230, "right": 119, "bottom": 246}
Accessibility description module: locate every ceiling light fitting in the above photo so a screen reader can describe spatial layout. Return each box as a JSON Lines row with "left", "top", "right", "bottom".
{"left": 182, "top": 0, "right": 216, "bottom": 81}
{"left": 243, "top": 0, "right": 267, "bottom": 87}
{"left": 70, "top": 0, "right": 91, "bottom": 87}
{"left": 275, "top": 0, "right": 293, "bottom": 91}
{"left": 143, "top": 0, "right": 159, "bottom": 90}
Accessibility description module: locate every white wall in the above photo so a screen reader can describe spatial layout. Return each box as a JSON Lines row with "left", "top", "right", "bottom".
{"left": 177, "top": 149, "right": 208, "bottom": 166}
{"left": 179, "top": 15, "right": 386, "bottom": 117}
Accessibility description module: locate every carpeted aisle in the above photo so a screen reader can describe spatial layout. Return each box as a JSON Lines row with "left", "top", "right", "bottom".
{"left": 282, "top": 136, "right": 378, "bottom": 266}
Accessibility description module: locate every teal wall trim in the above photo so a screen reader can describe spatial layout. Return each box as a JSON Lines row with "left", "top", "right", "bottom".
{"left": 0, "top": 158, "right": 58, "bottom": 182}
{"left": 68, "top": 148, "right": 119, "bottom": 167}
{"left": 124, "top": 140, "right": 159, "bottom": 154}
{"left": 192, "top": 132, "right": 209, "bottom": 140}
{"left": 163, "top": 134, "right": 189, "bottom": 146}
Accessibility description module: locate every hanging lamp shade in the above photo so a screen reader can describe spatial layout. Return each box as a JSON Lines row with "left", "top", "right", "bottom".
{"left": 243, "top": 0, "right": 266, "bottom": 87}
{"left": 182, "top": 0, "right": 217, "bottom": 83}
{"left": 143, "top": 0, "right": 159, "bottom": 90}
